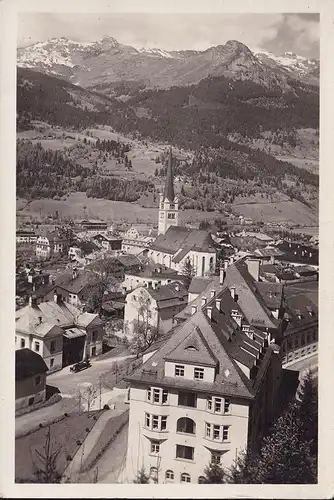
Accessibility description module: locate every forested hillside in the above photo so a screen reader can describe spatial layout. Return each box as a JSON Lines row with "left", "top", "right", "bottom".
{"left": 16, "top": 140, "right": 153, "bottom": 201}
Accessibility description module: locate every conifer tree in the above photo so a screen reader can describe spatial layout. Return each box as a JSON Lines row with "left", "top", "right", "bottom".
{"left": 203, "top": 462, "right": 225, "bottom": 483}
{"left": 133, "top": 467, "right": 150, "bottom": 483}
{"left": 180, "top": 256, "right": 196, "bottom": 289}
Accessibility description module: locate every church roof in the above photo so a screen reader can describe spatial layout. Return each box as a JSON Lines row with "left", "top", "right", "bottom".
{"left": 151, "top": 226, "right": 216, "bottom": 255}
{"left": 163, "top": 147, "right": 175, "bottom": 202}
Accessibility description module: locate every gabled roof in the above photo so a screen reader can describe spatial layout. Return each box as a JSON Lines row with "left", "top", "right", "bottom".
{"left": 127, "top": 310, "right": 254, "bottom": 399}
{"left": 77, "top": 312, "right": 103, "bottom": 328}
{"left": 164, "top": 326, "right": 218, "bottom": 367}
{"left": 283, "top": 293, "right": 318, "bottom": 335}
{"left": 255, "top": 282, "right": 283, "bottom": 310}
{"left": 224, "top": 259, "right": 279, "bottom": 330}
{"left": 56, "top": 271, "right": 99, "bottom": 294}
{"left": 151, "top": 227, "right": 190, "bottom": 254}
{"left": 16, "top": 348, "right": 48, "bottom": 380}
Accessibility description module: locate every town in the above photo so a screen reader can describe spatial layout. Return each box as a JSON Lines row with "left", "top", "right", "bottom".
{"left": 15, "top": 149, "right": 319, "bottom": 484}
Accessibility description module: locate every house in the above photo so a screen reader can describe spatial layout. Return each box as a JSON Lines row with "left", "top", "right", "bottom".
{"left": 123, "top": 282, "right": 188, "bottom": 338}
{"left": 15, "top": 294, "right": 104, "bottom": 369}
{"left": 15, "top": 348, "right": 49, "bottom": 411}
{"left": 80, "top": 219, "right": 108, "bottom": 232}
{"left": 36, "top": 231, "right": 69, "bottom": 260}
{"left": 68, "top": 241, "right": 99, "bottom": 261}
{"left": 41, "top": 268, "right": 100, "bottom": 308}
{"left": 121, "top": 225, "right": 157, "bottom": 256}
{"left": 92, "top": 233, "right": 123, "bottom": 253}
{"left": 124, "top": 273, "right": 283, "bottom": 483}
{"left": 280, "top": 280, "right": 318, "bottom": 367}
{"left": 16, "top": 230, "right": 38, "bottom": 244}
{"left": 275, "top": 241, "right": 319, "bottom": 268}
{"left": 122, "top": 263, "right": 183, "bottom": 292}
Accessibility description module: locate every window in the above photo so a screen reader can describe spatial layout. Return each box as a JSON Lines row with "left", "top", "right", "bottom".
{"left": 150, "top": 440, "right": 160, "bottom": 454}
{"left": 198, "top": 476, "right": 206, "bottom": 484}
{"left": 194, "top": 367, "right": 204, "bottom": 380}
{"left": 181, "top": 473, "right": 191, "bottom": 483}
{"left": 50, "top": 358, "right": 54, "bottom": 368}
{"left": 20, "top": 338, "right": 25, "bottom": 348}
{"left": 15, "top": 336, "right": 17, "bottom": 344}
{"left": 175, "top": 365, "right": 185, "bottom": 377}
{"left": 92, "top": 331, "right": 97, "bottom": 342}
{"left": 145, "top": 414, "right": 168, "bottom": 431}
{"left": 313, "top": 330, "right": 317, "bottom": 342}
{"left": 211, "top": 452, "right": 221, "bottom": 465}
{"left": 35, "top": 375, "right": 41, "bottom": 385}
{"left": 147, "top": 387, "right": 169, "bottom": 404}
{"left": 301, "top": 334, "right": 305, "bottom": 346}
{"left": 207, "top": 396, "right": 227, "bottom": 413}
{"left": 205, "top": 424, "right": 230, "bottom": 442}
{"left": 176, "top": 445, "right": 194, "bottom": 461}
{"left": 178, "top": 391, "right": 197, "bottom": 408}
{"left": 213, "top": 425, "right": 220, "bottom": 440}
{"left": 224, "top": 398, "right": 231, "bottom": 413}
{"left": 165, "top": 470, "right": 174, "bottom": 481}
{"left": 294, "top": 337, "right": 299, "bottom": 348}
{"left": 34, "top": 342, "right": 40, "bottom": 352}
{"left": 50, "top": 340, "right": 56, "bottom": 353}
{"left": 167, "top": 213, "right": 176, "bottom": 219}
{"left": 177, "top": 417, "right": 196, "bottom": 435}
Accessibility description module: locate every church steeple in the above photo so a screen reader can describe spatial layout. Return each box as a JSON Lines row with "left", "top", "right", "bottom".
{"left": 164, "top": 146, "right": 175, "bottom": 202}
{"left": 158, "top": 146, "right": 179, "bottom": 235}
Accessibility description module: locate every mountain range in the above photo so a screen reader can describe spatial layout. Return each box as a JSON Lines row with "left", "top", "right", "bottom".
{"left": 17, "top": 36, "right": 319, "bottom": 95}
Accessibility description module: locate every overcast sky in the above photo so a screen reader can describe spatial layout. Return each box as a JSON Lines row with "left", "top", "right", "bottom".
{"left": 18, "top": 13, "right": 319, "bottom": 58}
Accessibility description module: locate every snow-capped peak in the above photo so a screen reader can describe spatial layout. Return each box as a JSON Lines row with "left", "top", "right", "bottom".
{"left": 137, "top": 47, "right": 174, "bottom": 59}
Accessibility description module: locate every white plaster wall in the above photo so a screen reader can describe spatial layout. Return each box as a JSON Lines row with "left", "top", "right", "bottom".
{"left": 126, "top": 384, "right": 250, "bottom": 484}
{"left": 164, "top": 362, "right": 215, "bottom": 383}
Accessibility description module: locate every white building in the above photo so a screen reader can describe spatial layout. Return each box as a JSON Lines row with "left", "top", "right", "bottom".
{"left": 122, "top": 263, "right": 182, "bottom": 292}
{"left": 36, "top": 231, "right": 69, "bottom": 260}
{"left": 124, "top": 259, "right": 284, "bottom": 483}
{"left": 123, "top": 282, "right": 188, "bottom": 338}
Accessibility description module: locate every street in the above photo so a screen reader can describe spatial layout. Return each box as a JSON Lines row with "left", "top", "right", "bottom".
{"left": 15, "top": 352, "right": 135, "bottom": 437}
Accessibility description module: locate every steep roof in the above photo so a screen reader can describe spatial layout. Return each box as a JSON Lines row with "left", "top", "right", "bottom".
{"left": 56, "top": 271, "right": 99, "bottom": 294}
{"left": 164, "top": 326, "right": 218, "bottom": 367}
{"left": 151, "top": 226, "right": 216, "bottom": 255}
{"left": 224, "top": 259, "right": 279, "bottom": 330}
{"left": 188, "top": 277, "right": 212, "bottom": 295}
{"left": 147, "top": 282, "right": 188, "bottom": 309}
{"left": 255, "top": 282, "right": 283, "bottom": 310}
{"left": 163, "top": 147, "right": 175, "bottom": 202}
{"left": 126, "top": 310, "right": 254, "bottom": 400}
{"left": 15, "top": 348, "right": 48, "bottom": 380}
{"left": 283, "top": 293, "right": 318, "bottom": 336}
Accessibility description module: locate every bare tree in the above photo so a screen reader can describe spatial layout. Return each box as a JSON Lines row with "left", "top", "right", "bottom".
{"left": 32, "top": 425, "right": 62, "bottom": 483}
{"left": 131, "top": 290, "right": 160, "bottom": 354}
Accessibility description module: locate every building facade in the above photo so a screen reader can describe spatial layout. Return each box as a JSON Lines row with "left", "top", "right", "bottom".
{"left": 125, "top": 257, "right": 284, "bottom": 483}
{"left": 15, "top": 348, "right": 49, "bottom": 410}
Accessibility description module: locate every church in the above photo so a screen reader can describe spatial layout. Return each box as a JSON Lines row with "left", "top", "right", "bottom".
{"left": 149, "top": 148, "right": 217, "bottom": 277}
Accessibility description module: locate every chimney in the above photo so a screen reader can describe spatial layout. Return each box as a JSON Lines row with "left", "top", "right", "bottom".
{"left": 54, "top": 292, "right": 59, "bottom": 303}
{"left": 219, "top": 268, "right": 225, "bottom": 286}
{"left": 72, "top": 268, "right": 78, "bottom": 280}
{"left": 210, "top": 290, "right": 216, "bottom": 298}
{"left": 229, "top": 256, "right": 234, "bottom": 265}
{"left": 201, "top": 297, "right": 207, "bottom": 307}
{"left": 215, "top": 298, "right": 221, "bottom": 311}
{"left": 246, "top": 259, "right": 260, "bottom": 282}
{"left": 206, "top": 306, "right": 213, "bottom": 320}
{"left": 270, "top": 255, "right": 275, "bottom": 264}
{"left": 223, "top": 259, "right": 229, "bottom": 271}
{"left": 191, "top": 305, "right": 197, "bottom": 315}
{"left": 230, "top": 286, "right": 236, "bottom": 300}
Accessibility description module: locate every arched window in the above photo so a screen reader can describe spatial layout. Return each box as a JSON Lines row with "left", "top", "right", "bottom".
{"left": 181, "top": 472, "right": 191, "bottom": 483}
{"left": 209, "top": 256, "right": 214, "bottom": 272}
{"left": 201, "top": 256, "right": 205, "bottom": 277}
{"left": 150, "top": 467, "right": 158, "bottom": 483}
{"left": 165, "top": 469, "right": 174, "bottom": 481}
{"left": 198, "top": 476, "right": 206, "bottom": 484}
{"left": 177, "top": 417, "right": 196, "bottom": 435}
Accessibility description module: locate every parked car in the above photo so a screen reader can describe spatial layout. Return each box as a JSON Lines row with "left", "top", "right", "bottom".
{"left": 70, "top": 359, "right": 91, "bottom": 373}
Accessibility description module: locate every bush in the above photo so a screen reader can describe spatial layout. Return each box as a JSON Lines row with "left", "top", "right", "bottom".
{"left": 103, "top": 404, "right": 110, "bottom": 410}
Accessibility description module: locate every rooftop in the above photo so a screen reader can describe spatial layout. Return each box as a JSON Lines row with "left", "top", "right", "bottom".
{"left": 151, "top": 226, "right": 216, "bottom": 255}
{"left": 15, "top": 348, "right": 48, "bottom": 380}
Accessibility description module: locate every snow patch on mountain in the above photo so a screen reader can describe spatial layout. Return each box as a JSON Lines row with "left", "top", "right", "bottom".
{"left": 137, "top": 47, "right": 174, "bottom": 59}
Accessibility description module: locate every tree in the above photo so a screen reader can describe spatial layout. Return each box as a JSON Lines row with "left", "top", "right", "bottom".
{"left": 133, "top": 467, "right": 150, "bottom": 483}
{"left": 32, "top": 425, "right": 62, "bottom": 483}
{"left": 296, "top": 370, "right": 318, "bottom": 456}
{"left": 180, "top": 256, "right": 196, "bottom": 289}
{"left": 130, "top": 290, "right": 160, "bottom": 355}
{"left": 203, "top": 462, "right": 225, "bottom": 483}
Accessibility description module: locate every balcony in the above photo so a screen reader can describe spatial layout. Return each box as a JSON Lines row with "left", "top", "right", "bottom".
{"left": 142, "top": 426, "right": 169, "bottom": 440}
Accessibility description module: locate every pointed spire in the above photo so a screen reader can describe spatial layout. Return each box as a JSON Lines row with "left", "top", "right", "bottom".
{"left": 164, "top": 146, "right": 175, "bottom": 202}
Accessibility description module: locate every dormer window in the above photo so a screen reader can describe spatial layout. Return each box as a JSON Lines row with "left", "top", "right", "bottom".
{"left": 175, "top": 365, "right": 185, "bottom": 377}
{"left": 185, "top": 345, "right": 198, "bottom": 352}
{"left": 194, "top": 367, "right": 204, "bottom": 380}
